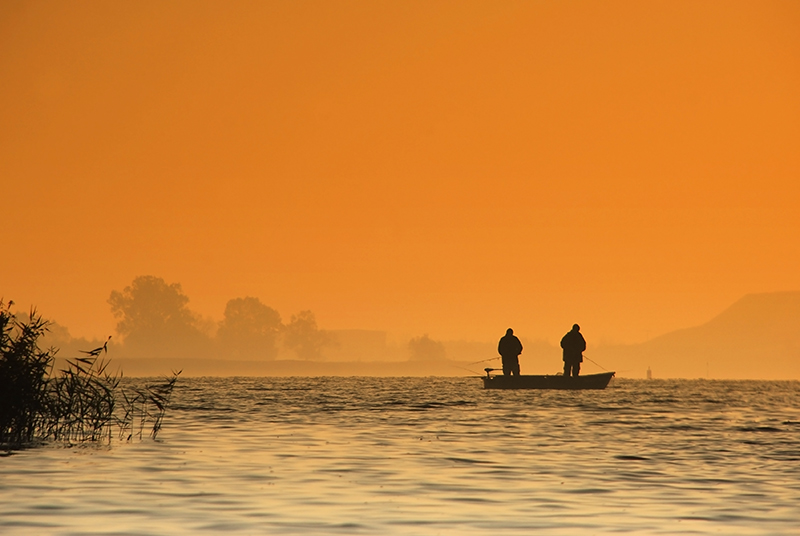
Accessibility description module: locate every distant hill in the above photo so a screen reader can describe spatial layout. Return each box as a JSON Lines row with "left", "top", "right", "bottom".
{"left": 595, "top": 292, "right": 800, "bottom": 379}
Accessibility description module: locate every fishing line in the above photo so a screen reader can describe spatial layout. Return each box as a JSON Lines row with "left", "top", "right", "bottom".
{"left": 467, "top": 356, "right": 501, "bottom": 365}
{"left": 452, "top": 364, "right": 484, "bottom": 376}
{"left": 582, "top": 354, "right": 609, "bottom": 371}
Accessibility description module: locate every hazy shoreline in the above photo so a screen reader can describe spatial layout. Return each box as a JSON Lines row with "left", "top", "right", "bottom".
{"left": 82, "top": 357, "right": 482, "bottom": 378}
{"left": 69, "top": 357, "right": 798, "bottom": 380}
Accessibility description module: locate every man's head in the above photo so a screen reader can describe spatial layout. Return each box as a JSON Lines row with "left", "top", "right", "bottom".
{"left": 572, "top": 324, "right": 580, "bottom": 332}
{"left": 506, "top": 328, "right": 514, "bottom": 335}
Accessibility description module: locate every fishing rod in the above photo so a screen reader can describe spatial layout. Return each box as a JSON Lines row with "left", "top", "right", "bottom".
{"left": 582, "top": 354, "right": 609, "bottom": 371}
{"left": 467, "top": 356, "right": 501, "bottom": 365}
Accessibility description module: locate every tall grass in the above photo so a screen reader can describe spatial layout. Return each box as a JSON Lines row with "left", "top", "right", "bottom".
{"left": 0, "top": 302, "right": 180, "bottom": 448}
{"left": 0, "top": 303, "right": 53, "bottom": 444}
{"left": 118, "top": 372, "right": 180, "bottom": 441}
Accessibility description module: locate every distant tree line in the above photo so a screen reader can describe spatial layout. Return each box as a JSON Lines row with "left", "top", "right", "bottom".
{"left": 408, "top": 334, "right": 446, "bottom": 361}
{"left": 12, "top": 275, "right": 476, "bottom": 364}
{"left": 107, "top": 276, "right": 333, "bottom": 360}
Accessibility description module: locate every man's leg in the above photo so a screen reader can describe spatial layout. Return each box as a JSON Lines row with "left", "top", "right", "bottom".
{"left": 566, "top": 361, "right": 579, "bottom": 377}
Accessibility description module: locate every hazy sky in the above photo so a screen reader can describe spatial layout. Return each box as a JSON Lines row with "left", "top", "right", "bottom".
{"left": 2, "top": 1, "right": 799, "bottom": 345}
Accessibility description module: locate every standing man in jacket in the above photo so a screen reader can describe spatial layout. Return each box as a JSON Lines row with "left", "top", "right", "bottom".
{"left": 560, "top": 324, "right": 586, "bottom": 377}
{"left": 498, "top": 328, "right": 523, "bottom": 376}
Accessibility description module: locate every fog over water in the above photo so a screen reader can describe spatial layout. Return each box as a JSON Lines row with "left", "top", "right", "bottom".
{"left": 29, "top": 283, "right": 800, "bottom": 379}
{"left": 2, "top": 377, "right": 799, "bottom": 535}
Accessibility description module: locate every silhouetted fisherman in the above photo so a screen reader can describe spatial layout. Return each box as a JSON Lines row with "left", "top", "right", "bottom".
{"left": 560, "top": 324, "right": 586, "bottom": 377}
{"left": 498, "top": 328, "right": 523, "bottom": 376}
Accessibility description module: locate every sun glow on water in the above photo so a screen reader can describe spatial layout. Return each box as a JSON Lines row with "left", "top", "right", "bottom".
{"left": 1, "top": 377, "right": 799, "bottom": 535}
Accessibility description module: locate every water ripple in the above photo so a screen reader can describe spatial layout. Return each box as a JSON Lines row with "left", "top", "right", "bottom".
{"left": 1, "top": 378, "right": 799, "bottom": 535}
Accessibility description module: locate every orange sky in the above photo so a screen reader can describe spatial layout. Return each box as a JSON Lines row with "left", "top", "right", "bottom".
{"left": 2, "top": 1, "right": 799, "bottom": 346}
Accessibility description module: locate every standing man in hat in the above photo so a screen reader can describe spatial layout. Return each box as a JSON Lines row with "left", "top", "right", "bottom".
{"left": 560, "top": 324, "right": 586, "bottom": 377}
{"left": 498, "top": 328, "right": 523, "bottom": 376}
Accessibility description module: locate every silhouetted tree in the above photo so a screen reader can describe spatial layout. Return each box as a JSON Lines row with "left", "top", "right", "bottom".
{"left": 217, "top": 297, "right": 282, "bottom": 360}
{"left": 108, "top": 276, "right": 211, "bottom": 358}
{"left": 408, "top": 334, "right": 446, "bottom": 361}
{"left": 283, "top": 310, "right": 332, "bottom": 360}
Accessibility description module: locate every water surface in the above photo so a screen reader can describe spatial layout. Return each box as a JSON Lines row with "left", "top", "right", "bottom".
{"left": 2, "top": 377, "right": 799, "bottom": 535}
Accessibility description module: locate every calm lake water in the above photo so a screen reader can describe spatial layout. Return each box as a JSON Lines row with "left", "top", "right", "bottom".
{"left": 2, "top": 377, "right": 799, "bottom": 535}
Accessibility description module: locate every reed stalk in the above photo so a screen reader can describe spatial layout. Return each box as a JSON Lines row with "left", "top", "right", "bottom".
{"left": 1, "top": 302, "right": 180, "bottom": 449}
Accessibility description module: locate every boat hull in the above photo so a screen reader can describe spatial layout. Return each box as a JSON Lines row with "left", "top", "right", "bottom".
{"left": 482, "top": 371, "right": 615, "bottom": 390}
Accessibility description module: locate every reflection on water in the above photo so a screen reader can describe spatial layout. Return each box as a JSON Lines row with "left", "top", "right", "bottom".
{"left": 1, "top": 378, "right": 799, "bottom": 535}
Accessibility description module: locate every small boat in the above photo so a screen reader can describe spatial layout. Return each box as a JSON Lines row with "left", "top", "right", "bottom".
{"left": 482, "top": 368, "right": 615, "bottom": 390}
